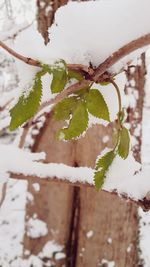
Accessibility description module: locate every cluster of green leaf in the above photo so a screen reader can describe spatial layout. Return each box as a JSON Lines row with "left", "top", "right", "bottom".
{"left": 9, "top": 60, "right": 83, "bottom": 131}
{"left": 9, "top": 58, "right": 131, "bottom": 192}
{"left": 54, "top": 87, "right": 110, "bottom": 140}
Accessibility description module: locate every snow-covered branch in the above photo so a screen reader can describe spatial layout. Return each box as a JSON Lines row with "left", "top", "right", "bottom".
{"left": 93, "top": 33, "right": 150, "bottom": 81}
{"left": 1, "top": 33, "right": 150, "bottom": 81}
{"left": 8, "top": 155, "right": 150, "bottom": 212}
{"left": 0, "top": 144, "right": 149, "bottom": 211}
{"left": 0, "top": 40, "right": 93, "bottom": 75}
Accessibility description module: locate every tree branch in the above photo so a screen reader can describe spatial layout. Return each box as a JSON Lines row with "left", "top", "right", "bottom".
{"left": 0, "top": 40, "right": 93, "bottom": 74}
{"left": 93, "top": 33, "right": 150, "bottom": 81}
{"left": 0, "top": 40, "right": 41, "bottom": 67}
{"left": 1, "top": 33, "right": 150, "bottom": 80}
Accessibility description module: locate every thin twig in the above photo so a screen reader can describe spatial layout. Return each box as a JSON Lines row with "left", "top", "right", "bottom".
{"left": 0, "top": 183, "right": 7, "bottom": 208}
{"left": 110, "top": 79, "right": 122, "bottom": 114}
{"left": 19, "top": 121, "right": 32, "bottom": 148}
{"left": 0, "top": 40, "right": 41, "bottom": 67}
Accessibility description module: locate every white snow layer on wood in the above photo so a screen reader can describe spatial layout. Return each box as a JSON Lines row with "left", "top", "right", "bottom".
{"left": 26, "top": 218, "right": 48, "bottom": 239}
{"left": 0, "top": 144, "right": 150, "bottom": 201}
{"left": 13, "top": 0, "right": 150, "bottom": 89}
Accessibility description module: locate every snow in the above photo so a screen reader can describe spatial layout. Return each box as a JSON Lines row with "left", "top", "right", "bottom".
{"left": 0, "top": 144, "right": 45, "bottom": 183}
{"left": 139, "top": 209, "right": 150, "bottom": 267}
{"left": 40, "top": 240, "right": 63, "bottom": 259}
{"left": 26, "top": 218, "right": 48, "bottom": 238}
{"left": 1, "top": 147, "right": 94, "bottom": 185}
{"left": 1, "top": 142, "right": 150, "bottom": 202}
{"left": 107, "top": 238, "right": 112, "bottom": 245}
{"left": 55, "top": 252, "right": 66, "bottom": 260}
{"left": 12, "top": 255, "right": 44, "bottom": 267}
{"left": 1, "top": 0, "right": 150, "bottom": 265}
{"left": 100, "top": 259, "right": 115, "bottom": 267}
{"left": 126, "top": 244, "right": 132, "bottom": 253}
{"left": 48, "top": 0, "right": 150, "bottom": 67}
{"left": 102, "top": 135, "right": 109, "bottom": 144}
{"left": 32, "top": 183, "right": 40, "bottom": 192}
{"left": 86, "top": 230, "right": 94, "bottom": 239}
{"left": 12, "top": 0, "right": 150, "bottom": 99}
{"left": 0, "top": 116, "right": 10, "bottom": 131}
{"left": 1, "top": 140, "right": 150, "bottom": 201}
{"left": 0, "top": 179, "right": 27, "bottom": 265}
{"left": 0, "top": 22, "right": 30, "bottom": 41}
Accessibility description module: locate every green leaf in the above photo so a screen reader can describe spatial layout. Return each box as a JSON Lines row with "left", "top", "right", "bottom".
{"left": 74, "top": 87, "right": 89, "bottom": 96}
{"left": 95, "top": 150, "right": 115, "bottom": 171}
{"left": 51, "top": 61, "right": 67, "bottom": 93}
{"left": 94, "top": 169, "right": 105, "bottom": 191}
{"left": 118, "top": 127, "right": 130, "bottom": 159}
{"left": 41, "top": 64, "right": 52, "bottom": 74}
{"left": 9, "top": 73, "right": 42, "bottom": 131}
{"left": 94, "top": 150, "right": 115, "bottom": 191}
{"left": 85, "top": 89, "right": 110, "bottom": 121}
{"left": 58, "top": 101, "right": 88, "bottom": 140}
{"left": 99, "top": 81, "right": 110, "bottom": 86}
{"left": 112, "top": 129, "right": 118, "bottom": 146}
{"left": 53, "top": 97, "right": 77, "bottom": 121}
{"left": 68, "top": 70, "right": 83, "bottom": 81}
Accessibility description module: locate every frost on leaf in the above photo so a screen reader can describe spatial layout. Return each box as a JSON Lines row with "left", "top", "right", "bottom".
{"left": 94, "top": 150, "right": 115, "bottom": 191}
{"left": 58, "top": 101, "right": 88, "bottom": 140}
{"left": 53, "top": 96, "right": 77, "bottom": 121}
{"left": 9, "top": 73, "right": 42, "bottom": 131}
{"left": 51, "top": 61, "right": 67, "bottom": 93}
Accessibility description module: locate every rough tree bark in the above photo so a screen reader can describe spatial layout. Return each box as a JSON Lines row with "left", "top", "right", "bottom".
{"left": 37, "top": 0, "right": 68, "bottom": 44}
{"left": 22, "top": 1, "right": 146, "bottom": 267}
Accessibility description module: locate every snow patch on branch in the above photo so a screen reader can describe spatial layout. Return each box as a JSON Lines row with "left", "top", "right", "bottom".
{"left": 1, "top": 144, "right": 150, "bottom": 202}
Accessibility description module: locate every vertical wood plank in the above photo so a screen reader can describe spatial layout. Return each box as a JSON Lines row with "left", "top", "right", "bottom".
{"left": 24, "top": 113, "right": 75, "bottom": 266}
{"left": 75, "top": 56, "right": 146, "bottom": 267}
